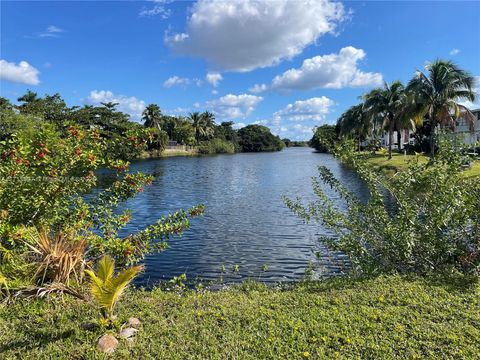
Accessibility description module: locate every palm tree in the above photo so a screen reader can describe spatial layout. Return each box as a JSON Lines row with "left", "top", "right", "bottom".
{"left": 85, "top": 255, "right": 143, "bottom": 321}
{"left": 363, "top": 81, "right": 415, "bottom": 160}
{"left": 200, "top": 111, "right": 216, "bottom": 139}
{"left": 188, "top": 111, "right": 215, "bottom": 142}
{"left": 142, "top": 104, "right": 163, "bottom": 131}
{"left": 406, "top": 60, "right": 476, "bottom": 157}
{"left": 338, "top": 104, "right": 372, "bottom": 151}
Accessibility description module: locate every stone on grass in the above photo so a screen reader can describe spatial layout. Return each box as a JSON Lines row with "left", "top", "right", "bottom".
{"left": 119, "top": 327, "right": 138, "bottom": 339}
{"left": 127, "top": 317, "right": 141, "bottom": 329}
{"left": 81, "top": 322, "right": 98, "bottom": 331}
{"left": 97, "top": 334, "right": 118, "bottom": 353}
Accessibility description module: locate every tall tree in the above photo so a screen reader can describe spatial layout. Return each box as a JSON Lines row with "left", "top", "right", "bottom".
{"left": 142, "top": 104, "right": 163, "bottom": 131}
{"left": 188, "top": 111, "right": 215, "bottom": 142}
{"left": 337, "top": 104, "right": 372, "bottom": 151}
{"left": 363, "top": 81, "right": 414, "bottom": 160}
{"left": 406, "top": 60, "right": 476, "bottom": 157}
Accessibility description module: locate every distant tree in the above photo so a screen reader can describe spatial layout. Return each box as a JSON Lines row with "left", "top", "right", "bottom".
{"left": 310, "top": 125, "right": 338, "bottom": 153}
{"left": 363, "top": 81, "right": 414, "bottom": 160}
{"left": 189, "top": 111, "right": 215, "bottom": 142}
{"left": 282, "top": 138, "right": 292, "bottom": 147}
{"left": 142, "top": 104, "right": 163, "bottom": 131}
{"left": 337, "top": 104, "right": 372, "bottom": 151}
{"left": 237, "top": 125, "right": 285, "bottom": 152}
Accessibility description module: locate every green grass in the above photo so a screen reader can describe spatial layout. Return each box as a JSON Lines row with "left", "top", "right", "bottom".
{"left": 1, "top": 275, "right": 479, "bottom": 359}
{"left": 366, "top": 152, "right": 480, "bottom": 178}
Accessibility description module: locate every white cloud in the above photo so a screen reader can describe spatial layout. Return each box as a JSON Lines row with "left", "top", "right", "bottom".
{"left": 163, "top": 75, "right": 202, "bottom": 88}
{"left": 206, "top": 72, "right": 223, "bottom": 87}
{"left": 86, "top": 90, "right": 146, "bottom": 121}
{"left": 232, "top": 122, "right": 246, "bottom": 129}
{"left": 206, "top": 93, "right": 263, "bottom": 119}
{"left": 166, "top": 0, "right": 346, "bottom": 72}
{"left": 0, "top": 59, "right": 40, "bottom": 85}
{"left": 40, "top": 25, "right": 64, "bottom": 38}
{"left": 251, "top": 47, "right": 383, "bottom": 92}
{"left": 249, "top": 83, "right": 268, "bottom": 94}
{"left": 450, "top": 48, "right": 460, "bottom": 56}
{"left": 139, "top": 0, "right": 172, "bottom": 18}
{"left": 273, "top": 96, "right": 335, "bottom": 123}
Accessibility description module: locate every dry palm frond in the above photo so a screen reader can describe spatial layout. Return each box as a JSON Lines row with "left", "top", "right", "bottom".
{"left": 25, "top": 229, "right": 87, "bottom": 285}
{"left": 13, "top": 282, "right": 86, "bottom": 300}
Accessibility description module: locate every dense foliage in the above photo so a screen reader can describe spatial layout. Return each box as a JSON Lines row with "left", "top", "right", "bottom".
{"left": 238, "top": 125, "right": 285, "bottom": 152}
{"left": 286, "top": 140, "right": 480, "bottom": 275}
{"left": 0, "top": 120, "right": 203, "bottom": 292}
{"left": 310, "top": 125, "right": 339, "bottom": 153}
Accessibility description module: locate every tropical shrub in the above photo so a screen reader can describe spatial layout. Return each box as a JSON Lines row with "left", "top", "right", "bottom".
{"left": 285, "top": 140, "right": 480, "bottom": 275}
{"left": 197, "top": 138, "right": 235, "bottom": 154}
{"left": 238, "top": 125, "right": 285, "bottom": 152}
{"left": 0, "top": 122, "right": 204, "bottom": 288}
{"left": 310, "top": 125, "right": 338, "bottom": 153}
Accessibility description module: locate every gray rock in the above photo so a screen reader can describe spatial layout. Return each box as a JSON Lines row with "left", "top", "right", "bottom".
{"left": 97, "top": 334, "right": 118, "bottom": 353}
{"left": 119, "top": 327, "right": 138, "bottom": 339}
{"left": 127, "top": 317, "right": 141, "bottom": 329}
{"left": 81, "top": 322, "right": 98, "bottom": 331}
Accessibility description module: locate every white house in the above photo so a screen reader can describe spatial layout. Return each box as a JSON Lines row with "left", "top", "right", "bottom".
{"left": 454, "top": 108, "right": 480, "bottom": 146}
{"left": 378, "top": 108, "right": 480, "bottom": 150}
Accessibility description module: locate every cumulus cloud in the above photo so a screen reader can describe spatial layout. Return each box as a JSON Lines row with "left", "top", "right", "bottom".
{"left": 450, "top": 48, "right": 460, "bottom": 56}
{"left": 273, "top": 97, "right": 335, "bottom": 123}
{"left": 86, "top": 90, "right": 146, "bottom": 121}
{"left": 166, "top": 0, "right": 346, "bottom": 72}
{"left": 0, "top": 59, "right": 40, "bottom": 85}
{"left": 139, "top": 0, "right": 172, "bottom": 18}
{"left": 206, "top": 94, "right": 263, "bottom": 119}
{"left": 163, "top": 75, "right": 202, "bottom": 88}
{"left": 206, "top": 72, "right": 223, "bottom": 87}
{"left": 251, "top": 47, "right": 383, "bottom": 92}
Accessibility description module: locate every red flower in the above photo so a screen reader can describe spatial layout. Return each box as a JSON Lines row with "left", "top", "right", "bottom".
{"left": 37, "top": 151, "right": 46, "bottom": 159}
{"left": 74, "top": 148, "right": 82, "bottom": 156}
{"left": 16, "top": 158, "right": 23, "bottom": 165}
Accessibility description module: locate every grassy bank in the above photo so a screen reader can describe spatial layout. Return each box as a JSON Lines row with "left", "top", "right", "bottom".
{"left": 1, "top": 275, "right": 479, "bottom": 359}
{"left": 366, "top": 153, "right": 480, "bottom": 178}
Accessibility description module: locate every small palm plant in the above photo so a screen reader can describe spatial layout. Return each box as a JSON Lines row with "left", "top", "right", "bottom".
{"left": 85, "top": 256, "right": 143, "bottom": 323}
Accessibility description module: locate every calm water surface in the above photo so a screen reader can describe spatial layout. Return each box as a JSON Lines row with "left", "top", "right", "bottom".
{"left": 115, "top": 147, "right": 368, "bottom": 285}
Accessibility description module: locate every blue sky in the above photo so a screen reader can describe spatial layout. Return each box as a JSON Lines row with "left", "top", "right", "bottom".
{"left": 1, "top": 0, "right": 479, "bottom": 140}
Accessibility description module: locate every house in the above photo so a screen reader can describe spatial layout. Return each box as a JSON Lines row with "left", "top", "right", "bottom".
{"left": 454, "top": 108, "right": 480, "bottom": 147}
{"left": 377, "top": 108, "right": 480, "bottom": 150}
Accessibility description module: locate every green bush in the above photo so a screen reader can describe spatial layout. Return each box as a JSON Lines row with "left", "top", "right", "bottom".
{"left": 238, "top": 124, "right": 285, "bottom": 152}
{"left": 310, "top": 125, "right": 338, "bottom": 153}
{"left": 0, "top": 122, "right": 204, "bottom": 288}
{"left": 285, "top": 139, "right": 480, "bottom": 275}
{"left": 197, "top": 138, "right": 235, "bottom": 154}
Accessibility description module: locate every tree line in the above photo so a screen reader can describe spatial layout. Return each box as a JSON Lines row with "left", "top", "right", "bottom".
{"left": 0, "top": 92, "right": 285, "bottom": 159}
{"left": 310, "top": 60, "right": 477, "bottom": 159}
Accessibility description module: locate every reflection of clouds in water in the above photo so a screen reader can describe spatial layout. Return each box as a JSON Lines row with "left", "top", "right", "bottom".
{"left": 97, "top": 148, "right": 368, "bottom": 285}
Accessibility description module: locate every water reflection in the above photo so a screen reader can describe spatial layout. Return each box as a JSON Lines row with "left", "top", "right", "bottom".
{"left": 102, "top": 148, "right": 370, "bottom": 285}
